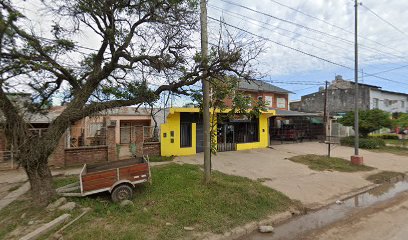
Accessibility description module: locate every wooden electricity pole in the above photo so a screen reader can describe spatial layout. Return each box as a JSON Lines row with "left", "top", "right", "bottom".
{"left": 200, "top": 0, "right": 211, "bottom": 183}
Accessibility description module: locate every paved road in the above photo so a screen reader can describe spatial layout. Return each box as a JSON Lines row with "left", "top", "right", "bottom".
{"left": 304, "top": 192, "right": 408, "bottom": 240}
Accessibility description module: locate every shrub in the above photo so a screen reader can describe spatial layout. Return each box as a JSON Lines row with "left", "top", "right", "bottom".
{"left": 340, "top": 136, "right": 385, "bottom": 149}
{"left": 369, "top": 134, "right": 399, "bottom": 140}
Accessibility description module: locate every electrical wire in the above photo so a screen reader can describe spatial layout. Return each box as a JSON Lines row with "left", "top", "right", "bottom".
{"left": 208, "top": 4, "right": 356, "bottom": 63}
{"left": 208, "top": 17, "right": 408, "bottom": 86}
{"left": 215, "top": 0, "right": 407, "bottom": 61}
{"left": 267, "top": 0, "right": 407, "bottom": 57}
{"left": 208, "top": 16, "right": 354, "bottom": 70}
{"left": 361, "top": 4, "right": 408, "bottom": 38}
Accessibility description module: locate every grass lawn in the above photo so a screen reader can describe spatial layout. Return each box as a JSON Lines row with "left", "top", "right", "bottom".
{"left": 288, "top": 154, "right": 375, "bottom": 172}
{"left": 366, "top": 171, "right": 406, "bottom": 184}
{"left": 384, "top": 139, "right": 408, "bottom": 147}
{"left": 0, "top": 164, "right": 295, "bottom": 240}
{"left": 148, "top": 155, "right": 175, "bottom": 162}
{"left": 372, "top": 146, "right": 408, "bottom": 157}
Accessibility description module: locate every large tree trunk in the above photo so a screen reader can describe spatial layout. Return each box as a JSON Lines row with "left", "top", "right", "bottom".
{"left": 24, "top": 159, "right": 55, "bottom": 206}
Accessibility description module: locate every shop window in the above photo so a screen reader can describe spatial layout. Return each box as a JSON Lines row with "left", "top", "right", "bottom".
{"left": 234, "top": 119, "right": 259, "bottom": 143}
{"left": 180, "top": 123, "right": 192, "bottom": 147}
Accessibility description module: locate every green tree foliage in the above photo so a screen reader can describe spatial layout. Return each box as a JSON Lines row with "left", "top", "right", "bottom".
{"left": 392, "top": 113, "right": 408, "bottom": 129}
{"left": 0, "top": 0, "right": 261, "bottom": 204}
{"left": 339, "top": 109, "right": 392, "bottom": 137}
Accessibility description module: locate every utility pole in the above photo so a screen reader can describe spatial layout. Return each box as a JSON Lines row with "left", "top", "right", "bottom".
{"left": 352, "top": 0, "right": 363, "bottom": 165}
{"left": 323, "top": 81, "right": 331, "bottom": 157}
{"left": 200, "top": 0, "right": 211, "bottom": 183}
{"left": 323, "top": 80, "right": 328, "bottom": 137}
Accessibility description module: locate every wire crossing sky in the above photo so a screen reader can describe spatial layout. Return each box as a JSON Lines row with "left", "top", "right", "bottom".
{"left": 13, "top": 0, "right": 408, "bottom": 102}
{"left": 208, "top": 0, "right": 408, "bottom": 99}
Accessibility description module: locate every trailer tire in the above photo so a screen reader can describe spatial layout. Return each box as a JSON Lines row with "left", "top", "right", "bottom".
{"left": 111, "top": 184, "right": 133, "bottom": 203}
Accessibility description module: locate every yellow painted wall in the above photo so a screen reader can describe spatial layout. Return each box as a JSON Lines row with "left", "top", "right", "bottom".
{"left": 160, "top": 112, "right": 196, "bottom": 156}
{"left": 236, "top": 114, "right": 270, "bottom": 150}
{"left": 160, "top": 108, "right": 274, "bottom": 156}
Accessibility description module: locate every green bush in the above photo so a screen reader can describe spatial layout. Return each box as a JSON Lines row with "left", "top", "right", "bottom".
{"left": 369, "top": 134, "right": 399, "bottom": 140}
{"left": 340, "top": 136, "right": 385, "bottom": 149}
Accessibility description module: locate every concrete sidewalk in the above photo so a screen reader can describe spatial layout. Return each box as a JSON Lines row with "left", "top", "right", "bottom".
{"left": 0, "top": 167, "right": 82, "bottom": 211}
{"left": 176, "top": 142, "right": 408, "bottom": 209}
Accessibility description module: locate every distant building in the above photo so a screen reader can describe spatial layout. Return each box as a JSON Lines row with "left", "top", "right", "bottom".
{"left": 290, "top": 75, "right": 408, "bottom": 115}
{"left": 229, "top": 79, "right": 293, "bottom": 110}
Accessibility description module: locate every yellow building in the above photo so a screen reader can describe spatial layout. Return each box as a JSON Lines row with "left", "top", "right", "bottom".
{"left": 160, "top": 107, "right": 276, "bottom": 156}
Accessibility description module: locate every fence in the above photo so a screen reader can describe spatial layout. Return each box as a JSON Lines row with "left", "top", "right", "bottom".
{"left": 143, "top": 126, "right": 160, "bottom": 143}
{"left": 331, "top": 122, "right": 354, "bottom": 138}
{"left": 66, "top": 126, "right": 107, "bottom": 148}
{"left": 0, "top": 150, "right": 15, "bottom": 170}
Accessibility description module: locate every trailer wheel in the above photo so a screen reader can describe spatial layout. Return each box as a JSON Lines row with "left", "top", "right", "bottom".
{"left": 111, "top": 184, "right": 133, "bottom": 203}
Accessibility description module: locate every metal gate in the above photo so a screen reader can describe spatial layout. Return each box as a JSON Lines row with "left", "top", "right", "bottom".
{"left": 217, "top": 143, "right": 237, "bottom": 152}
{"left": 196, "top": 123, "right": 204, "bottom": 153}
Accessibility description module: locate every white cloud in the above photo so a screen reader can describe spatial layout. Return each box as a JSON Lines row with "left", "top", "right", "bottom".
{"left": 11, "top": 0, "right": 408, "bottom": 94}
{"left": 208, "top": 0, "right": 408, "bottom": 76}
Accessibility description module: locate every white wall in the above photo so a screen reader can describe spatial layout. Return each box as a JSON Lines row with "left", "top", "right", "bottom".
{"left": 369, "top": 89, "right": 408, "bottom": 113}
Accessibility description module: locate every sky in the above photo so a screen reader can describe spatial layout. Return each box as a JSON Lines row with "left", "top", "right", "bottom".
{"left": 12, "top": 0, "right": 408, "bottom": 105}
{"left": 208, "top": 0, "right": 408, "bottom": 100}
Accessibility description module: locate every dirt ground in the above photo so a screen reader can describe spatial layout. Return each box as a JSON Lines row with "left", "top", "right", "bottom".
{"left": 304, "top": 191, "right": 408, "bottom": 240}
{"left": 0, "top": 183, "right": 22, "bottom": 199}
{"left": 176, "top": 142, "right": 408, "bottom": 208}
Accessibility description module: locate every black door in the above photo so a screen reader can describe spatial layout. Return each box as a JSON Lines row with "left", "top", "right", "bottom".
{"left": 196, "top": 123, "right": 204, "bottom": 153}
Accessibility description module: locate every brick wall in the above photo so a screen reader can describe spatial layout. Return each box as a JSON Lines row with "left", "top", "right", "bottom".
{"left": 106, "top": 125, "right": 117, "bottom": 161}
{"left": 48, "top": 133, "right": 66, "bottom": 167}
{"left": 143, "top": 142, "right": 160, "bottom": 156}
{"left": 64, "top": 146, "right": 108, "bottom": 167}
{"left": 134, "top": 126, "right": 144, "bottom": 157}
{"left": 223, "top": 90, "right": 288, "bottom": 110}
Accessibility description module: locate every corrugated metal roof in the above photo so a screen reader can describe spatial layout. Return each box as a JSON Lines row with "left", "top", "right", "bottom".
{"left": 238, "top": 79, "right": 292, "bottom": 94}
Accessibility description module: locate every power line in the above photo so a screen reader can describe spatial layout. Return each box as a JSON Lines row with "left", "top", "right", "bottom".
{"left": 209, "top": 4, "right": 408, "bottom": 70}
{"left": 209, "top": 17, "right": 408, "bottom": 86}
{"left": 262, "top": 80, "right": 323, "bottom": 85}
{"left": 217, "top": 0, "right": 354, "bottom": 44}
{"left": 216, "top": 0, "right": 407, "bottom": 61}
{"left": 208, "top": 16, "right": 354, "bottom": 70}
{"left": 208, "top": 4, "right": 355, "bottom": 62}
{"left": 292, "top": 85, "right": 320, "bottom": 92}
{"left": 369, "top": 64, "right": 408, "bottom": 75}
{"left": 361, "top": 71, "right": 408, "bottom": 85}
{"left": 361, "top": 4, "right": 408, "bottom": 38}
{"left": 267, "top": 0, "right": 407, "bottom": 57}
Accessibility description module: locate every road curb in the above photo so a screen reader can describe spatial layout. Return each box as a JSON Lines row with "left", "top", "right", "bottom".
{"left": 202, "top": 211, "right": 293, "bottom": 240}
{"left": 202, "top": 184, "right": 382, "bottom": 240}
